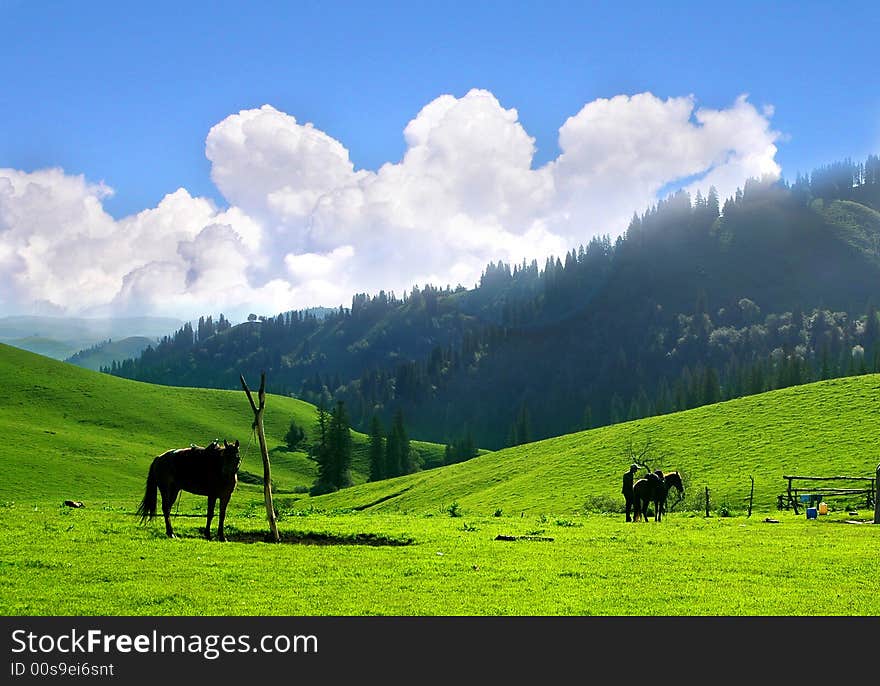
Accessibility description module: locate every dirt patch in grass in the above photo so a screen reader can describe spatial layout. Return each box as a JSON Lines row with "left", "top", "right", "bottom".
{"left": 226, "top": 530, "right": 414, "bottom": 546}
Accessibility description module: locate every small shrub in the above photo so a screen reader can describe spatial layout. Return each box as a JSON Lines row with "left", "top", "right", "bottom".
{"left": 446, "top": 501, "right": 462, "bottom": 517}
{"left": 679, "top": 488, "right": 708, "bottom": 513}
{"left": 460, "top": 522, "right": 478, "bottom": 532}
{"left": 583, "top": 495, "right": 624, "bottom": 514}
{"left": 493, "top": 508, "right": 503, "bottom": 517}
{"left": 286, "top": 505, "right": 322, "bottom": 517}
{"left": 284, "top": 420, "right": 306, "bottom": 450}
{"left": 309, "top": 481, "right": 339, "bottom": 497}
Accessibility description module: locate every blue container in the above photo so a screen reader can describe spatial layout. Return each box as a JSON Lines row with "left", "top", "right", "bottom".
{"left": 806, "top": 507, "right": 818, "bottom": 520}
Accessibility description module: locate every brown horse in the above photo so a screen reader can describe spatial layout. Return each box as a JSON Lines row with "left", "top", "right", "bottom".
{"left": 137, "top": 439, "right": 241, "bottom": 541}
{"left": 633, "top": 470, "right": 684, "bottom": 522}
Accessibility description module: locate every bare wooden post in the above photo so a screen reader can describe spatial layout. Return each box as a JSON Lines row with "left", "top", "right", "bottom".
{"left": 705, "top": 486, "right": 710, "bottom": 518}
{"left": 748, "top": 475, "right": 755, "bottom": 518}
{"left": 874, "top": 465, "right": 879, "bottom": 525}
{"left": 240, "top": 371, "right": 280, "bottom": 543}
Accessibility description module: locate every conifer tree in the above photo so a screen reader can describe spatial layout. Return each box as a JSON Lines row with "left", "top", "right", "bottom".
{"left": 703, "top": 367, "right": 721, "bottom": 405}
{"left": 327, "top": 400, "right": 353, "bottom": 489}
{"left": 820, "top": 345, "right": 831, "bottom": 380}
{"left": 391, "top": 409, "right": 412, "bottom": 475}
{"left": 368, "top": 415, "right": 385, "bottom": 481}
{"left": 312, "top": 400, "right": 329, "bottom": 461}
{"left": 310, "top": 400, "right": 352, "bottom": 494}
{"left": 284, "top": 419, "right": 305, "bottom": 450}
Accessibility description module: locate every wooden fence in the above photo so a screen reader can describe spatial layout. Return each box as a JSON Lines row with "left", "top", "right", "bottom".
{"left": 779, "top": 474, "right": 876, "bottom": 515}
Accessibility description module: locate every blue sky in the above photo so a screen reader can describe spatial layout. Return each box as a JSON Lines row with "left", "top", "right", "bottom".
{"left": 4, "top": 0, "right": 877, "bottom": 217}
{"left": 1, "top": 0, "right": 878, "bottom": 319}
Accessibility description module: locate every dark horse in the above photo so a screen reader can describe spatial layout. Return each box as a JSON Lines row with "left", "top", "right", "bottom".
{"left": 633, "top": 470, "right": 684, "bottom": 522}
{"left": 137, "top": 439, "right": 241, "bottom": 541}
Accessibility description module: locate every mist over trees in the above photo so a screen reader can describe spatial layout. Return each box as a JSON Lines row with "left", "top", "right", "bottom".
{"left": 106, "top": 154, "right": 880, "bottom": 456}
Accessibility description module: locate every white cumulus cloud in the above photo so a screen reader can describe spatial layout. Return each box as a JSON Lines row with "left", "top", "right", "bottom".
{"left": 0, "top": 90, "right": 781, "bottom": 320}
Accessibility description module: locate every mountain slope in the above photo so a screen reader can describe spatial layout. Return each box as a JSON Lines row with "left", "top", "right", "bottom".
{"left": 0, "top": 343, "right": 444, "bottom": 502}
{"left": 0, "top": 315, "right": 183, "bottom": 361}
{"left": 65, "top": 336, "right": 157, "bottom": 371}
{"left": 2, "top": 343, "right": 876, "bottom": 518}
{"left": 304, "top": 374, "right": 880, "bottom": 515}
{"left": 108, "top": 164, "right": 880, "bottom": 449}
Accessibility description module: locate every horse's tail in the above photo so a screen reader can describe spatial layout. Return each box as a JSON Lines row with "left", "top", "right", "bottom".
{"left": 136, "top": 459, "right": 159, "bottom": 523}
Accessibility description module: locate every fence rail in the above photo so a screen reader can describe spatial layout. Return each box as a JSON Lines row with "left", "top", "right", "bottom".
{"left": 780, "top": 474, "right": 876, "bottom": 514}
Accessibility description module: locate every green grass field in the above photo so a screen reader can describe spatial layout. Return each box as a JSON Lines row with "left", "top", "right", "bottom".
{"left": 0, "top": 343, "right": 878, "bottom": 616}
{"left": 1, "top": 505, "right": 877, "bottom": 615}
{"left": 304, "top": 374, "right": 880, "bottom": 517}
{"left": 0, "top": 342, "right": 444, "bottom": 501}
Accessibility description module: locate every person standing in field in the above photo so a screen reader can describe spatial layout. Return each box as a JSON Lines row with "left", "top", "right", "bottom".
{"left": 622, "top": 463, "right": 640, "bottom": 522}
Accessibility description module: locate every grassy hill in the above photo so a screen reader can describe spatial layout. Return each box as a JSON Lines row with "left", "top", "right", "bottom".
{"left": 1, "top": 343, "right": 879, "bottom": 618}
{"left": 0, "top": 343, "right": 444, "bottom": 503}
{"left": 65, "top": 336, "right": 157, "bottom": 371}
{"left": 1, "top": 341, "right": 877, "bottom": 518}
{"left": 305, "top": 373, "right": 880, "bottom": 515}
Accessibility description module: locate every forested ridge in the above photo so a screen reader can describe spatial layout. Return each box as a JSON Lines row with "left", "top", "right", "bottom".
{"left": 108, "top": 155, "right": 880, "bottom": 452}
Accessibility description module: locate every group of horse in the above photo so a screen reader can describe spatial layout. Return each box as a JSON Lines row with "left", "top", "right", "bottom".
{"left": 632, "top": 470, "right": 685, "bottom": 522}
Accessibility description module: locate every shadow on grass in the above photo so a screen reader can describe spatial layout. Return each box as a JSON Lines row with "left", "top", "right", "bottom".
{"left": 228, "top": 530, "right": 414, "bottom": 546}
{"left": 143, "top": 526, "right": 413, "bottom": 546}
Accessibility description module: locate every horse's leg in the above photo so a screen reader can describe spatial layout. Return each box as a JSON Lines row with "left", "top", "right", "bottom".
{"left": 205, "top": 496, "right": 216, "bottom": 540}
{"left": 161, "top": 487, "right": 179, "bottom": 538}
{"left": 217, "top": 493, "right": 230, "bottom": 542}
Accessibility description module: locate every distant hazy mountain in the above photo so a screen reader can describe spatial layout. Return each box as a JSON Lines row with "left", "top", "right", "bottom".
{"left": 2, "top": 336, "right": 80, "bottom": 360}
{"left": 65, "top": 336, "right": 158, "bottom": 371}
{"left": 0, "top": 316, "right": 183, "bottom": 360}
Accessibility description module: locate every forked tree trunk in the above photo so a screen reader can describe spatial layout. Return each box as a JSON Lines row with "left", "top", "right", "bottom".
{"left": 874, "top": 464, "right": 879, "bottom": 525}
{"left": 240, "top": 371, "right": 280, "bottom": 543}
{"left": 748, "top": 476, "right": 755, "bottom": 518}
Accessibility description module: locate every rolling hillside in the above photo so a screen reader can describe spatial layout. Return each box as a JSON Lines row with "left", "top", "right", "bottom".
{"left": 65, "top": 336, "right": 157, "bottom": 371}
{"left": 0, "top": 343, "right": 444, "bottom": 502}
{"left": 2, "top": 341, "right": 876, "bottom": 517}
{"left": 305, "top": 373, "right": 880, "bottom": 515}
{"left": 108, "top": 162, "right": 880, "bottom": 450}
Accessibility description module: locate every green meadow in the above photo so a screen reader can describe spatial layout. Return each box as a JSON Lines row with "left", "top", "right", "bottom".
{"left": 1, "top": 505, "right": 878, "bottom": 615}
{"left": 0, "top": 343, "right": 878, "bottom": 616}
{"left": 303, "top": 374, "right": 880, "bottom": 517}
{"left": 0, "top": 343, "right": 443, "bottom": 501}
